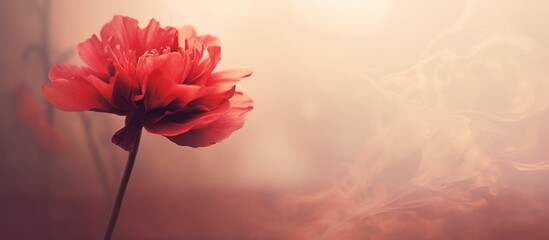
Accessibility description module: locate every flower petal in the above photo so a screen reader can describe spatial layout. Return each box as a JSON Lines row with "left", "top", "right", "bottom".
{"left": 167, "top": 92, "right": 253, "bottom": 147}
{"left": 49, "top": 64, "right": 104, "bottom": 81}
{"left": 138, "top": 52, "right": 185, "bottom": 83}
{"left": 141, "top": 82, "right": 204, "bottom": 123}
{"left": 142, "top": 70, "right": 201, "bottom": 111}
{"left": 187, "top": 45, "right": 221, "bottom": 85}
{"left": 100, "top": 15, "right": 139, "bottom": 51}
{"left": 179, "top": 25, "right": 197, "bottom": 42}
{"left": 181, "top": 68, "right": 252, "bottom": 111}
{"left": 42, "top": 77, "right": 115, "bottom": 112}
{"left": 78, "top": 34, "right": 109, "bottom": 74}
{"left": 207, "top": 68, "right": 253, "bottom": 86}
{"left": 144, "top": 100, "right": 230, "bottom": 136}
{"left": 111, "top": 113, "right": 143, "bottom": 151}
{"left": 198, "top": 34, "right": 220, "bottom": 49}
{"left": 138, "top": 18, "right": 179, "bottom": 52}
{"left": 137, "top": 52, "right": 204, "bottom": 111}
{"left": 110, "top": 69, "right": 140, "bottom": 112}
{"left": 205, "top": 68, "right": 253, "bottom": 92}
{"left": 143, "top": 69, "right": 178, "bottom": 110}
{"left": 186, "top": 86, "right": 235, "bottom": 111}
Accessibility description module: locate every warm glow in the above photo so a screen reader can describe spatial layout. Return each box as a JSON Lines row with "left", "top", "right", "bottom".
{"left": 291, "top": 0, "right": 392, "bottom": 34}
{"left": 2, "top": 0, "right": 549, "bottom": 239}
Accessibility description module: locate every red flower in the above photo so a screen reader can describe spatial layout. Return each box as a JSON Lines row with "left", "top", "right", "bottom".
{"left": 42, "top": 15, "right": 253, "bottom": 151}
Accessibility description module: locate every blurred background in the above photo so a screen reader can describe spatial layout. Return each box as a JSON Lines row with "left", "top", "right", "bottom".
{"left": 2, "top": 0, "right": 549, "bottom": 239}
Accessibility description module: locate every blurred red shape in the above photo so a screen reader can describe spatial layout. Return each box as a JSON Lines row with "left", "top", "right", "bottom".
{"left": 13, "top": 83, "right": 66, "bottom": 152}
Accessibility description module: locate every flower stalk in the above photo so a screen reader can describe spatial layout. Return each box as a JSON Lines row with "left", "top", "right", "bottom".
{"left": 40, "top": 15, "right": 254, "bottom": 238}
{"left": 103, "top": 127, "right": 143, "bottom": 240}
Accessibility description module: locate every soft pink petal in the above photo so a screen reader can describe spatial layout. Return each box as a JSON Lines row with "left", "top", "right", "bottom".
{"left": 49, "top": 65, "right": 118, "bottom": 111}
{"left": 141, "top": 67, "right": 178, "bottom": 110}
{"left": 42, "top": 77, "right": 115, "bottom": 112}
{"left": 180, "top": 46, "right": 204, "bottom": 85}
{"left": 77, "top": 34, "right": 109, "bottom": 74}
{"left": 141, "top": 86, "right": 203, "bottom": 124}
{"left": 137, "top": 52, "right": 206, "bottom": 111}
{"left": 142, "top": 70, "right": 188, "bottom": 111}
{"left": 204, "top": 68, "right": 253, "bottom": 93}
{"left": 207, "top": 68, "right": 253, "bottom": 86}
{"left": 100, "top": 15, "right": 139, "bottom": 51}
{"left": 186, "top": 86, "right": 236, "bottom": 111}
{"left": 179, "top": 25, "right": 197, "bottom": 42}
{"left": 144, "top": 100, "right": 230, "bottom": 136}
{"left": 163, "top": 84, "right": 204, "bottom": 110}
{"left": 167, "top": 92, "right": 253, "bottom": 147}
{"left": 179, "top": 27, "right": 219, "bottom": 50}
{"left": 198, "top": 34, "right": 220, "bottom": 48}
{"left": 141, "top": 83, "right": 204, "bottom": 124}
{"left": 137, "top": 52, "right": 185, "bottom": 83}
{"left": 187, "top": 45, "right": 221, "bottom": 85}
{"left": 179, "top": 49, "right": 196, "bottom": 83}
{"left": 103, "top": 41, "right": 138, "bottom": 72}
{"left": 138, "top": 18, "right": 179, "bottom": 53}
{"left": 180, "top": 68, "right": 252, "bottom": 111}
{"left": 86, "top": 74, "right": 116, "bottom": 106}
{"left": 48, "top": 64, "right": 104, "bottom": 81}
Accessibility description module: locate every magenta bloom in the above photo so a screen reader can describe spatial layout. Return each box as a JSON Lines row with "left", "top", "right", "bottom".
{"left": 42, "top": 15, "right": 253, "bottom": 150}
